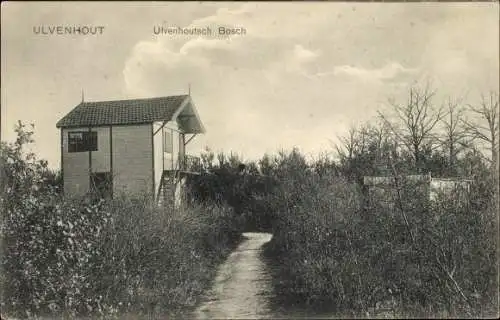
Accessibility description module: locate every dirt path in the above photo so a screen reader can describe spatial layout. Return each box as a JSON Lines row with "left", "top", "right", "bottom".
{"left": 193, "top": 232, "right": 276, "bottom": 319}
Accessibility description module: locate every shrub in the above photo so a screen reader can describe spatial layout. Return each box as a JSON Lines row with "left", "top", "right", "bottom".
{"left": 262, "top": 149, "right": 498, "bottom": 318}
{"left": 1, "top": 123, "right": 243, "bottom": 319}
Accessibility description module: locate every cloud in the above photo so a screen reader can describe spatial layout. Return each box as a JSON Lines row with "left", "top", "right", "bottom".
{"left": 122, "top": 32, "right": 340, "bottom": 159}
{"left": 123, "top": 15, "right": 323, "bottom": 95}
{"left": 123, "top": 38, "right": 212, "bottom": 97}
{"left": 120, "top": 3, "right": 498, "bottom": 161}
{"left": 3, "top": 2, "right": 496, "bottom": 168}
{"left": 317, "top": 62, "right": 418, "bottom": 83}
{"left": 294, "top": 44, "right": 319, "bottom": 62}
{"left": 189, "top": 2, "right": 336, "bottom": 40}
{"left": 179, "top": 37, "right": 235, "bottom": 55}
{"left": 261, "top": 44, "right": 322, "bottom": 80}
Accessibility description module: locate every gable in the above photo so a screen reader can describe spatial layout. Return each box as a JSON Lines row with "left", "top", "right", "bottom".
{"left": 175, "top": 98, "right": 206, "bottom": 134}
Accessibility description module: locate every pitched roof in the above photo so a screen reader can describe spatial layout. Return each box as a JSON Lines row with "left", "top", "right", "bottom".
{"left": 56, "top": 95, "right": 189, "bottom": 128}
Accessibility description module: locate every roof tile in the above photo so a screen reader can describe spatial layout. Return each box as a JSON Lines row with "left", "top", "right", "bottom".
{"left": 56, "top": 95, "right": 188, "bottom": 128}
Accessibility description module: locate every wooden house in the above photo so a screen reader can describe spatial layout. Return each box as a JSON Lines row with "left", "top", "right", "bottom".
{"left": 56, "top": 94, "right": 205, "bottom": 206}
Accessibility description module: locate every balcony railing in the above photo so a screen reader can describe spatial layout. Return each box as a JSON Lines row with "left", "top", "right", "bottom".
{"left": 164, "top": 153, "right": 201, "bottom": 172}
{"left": 179, "top": 154, "right": 201, "bottom": 172}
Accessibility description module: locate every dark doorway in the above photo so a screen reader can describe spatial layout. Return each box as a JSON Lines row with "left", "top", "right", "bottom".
{"left": 90, "top": 172, "right": 113, "bottom": 199}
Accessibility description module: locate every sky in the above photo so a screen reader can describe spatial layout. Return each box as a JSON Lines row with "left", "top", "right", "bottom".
{"left": 1, "top": 1, "right": 499, "bottom": 169}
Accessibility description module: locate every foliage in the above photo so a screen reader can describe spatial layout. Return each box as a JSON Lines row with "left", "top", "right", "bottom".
{"left": 0, "top": 123, "right": 243, "bottom": 319}
{"left": 1, "top": 86, "right": 498, "bottom": 319}
{"left": 183, "top": 111, "right": 497, "bottom": 317}
{"left": 256, "top": 87, "right": 498, "bottom": 318}
{"left": 186, "top": 149, "right": 279, "bottom": 231}
{"left": 261, "top": 147, "right": 497, "bottom": 318}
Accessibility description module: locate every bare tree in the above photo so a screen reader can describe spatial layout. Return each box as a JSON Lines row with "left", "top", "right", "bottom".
{"left": 439, "top": 97, "right": 471, "bottom": 171}
{"left": 367, "top": 121, "right": 395, "bottom": 169}
{"left": 334, "top": 123, "right": 384, "bottom": 167}
{"left": 378, "top": 84, "right": 445, "bottom": 172}
{"left": 462, "top": 91, "right": 499, "bottom": 170}
{"left": 334, "top": 121, "right": 400, "bottom": 181}
{"left": 334, "top": 126, "right": 359, "bottom": 162}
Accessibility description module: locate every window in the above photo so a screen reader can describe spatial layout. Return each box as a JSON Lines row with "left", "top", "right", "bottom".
{"left": 164, "top": 131, "right": 173, "bottom": 153}
{"left": 68, "top": 131, "right": 97, "bottom": 152}
{"left": 90, "top": 172, "right": 113, "bottom": 199}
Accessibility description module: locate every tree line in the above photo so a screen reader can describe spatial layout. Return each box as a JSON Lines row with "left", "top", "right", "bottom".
{"left": 187, "top": 85, "right": 498, "bottom": 221}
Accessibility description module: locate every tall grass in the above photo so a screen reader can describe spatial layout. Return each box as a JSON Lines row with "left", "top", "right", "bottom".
{"left": 0, "top": 124, "right": 243, "bottom": 319}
